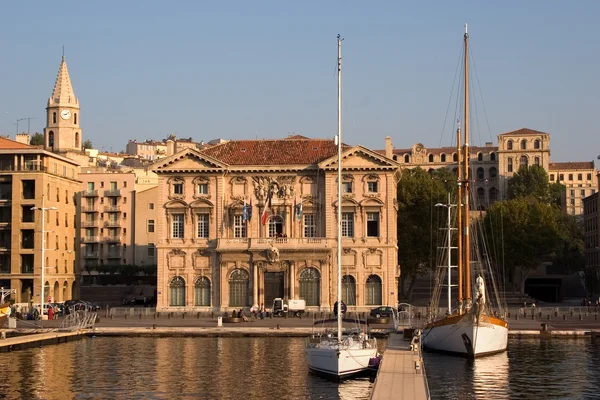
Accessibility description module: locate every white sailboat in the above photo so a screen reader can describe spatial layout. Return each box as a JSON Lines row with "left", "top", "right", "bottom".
{"left": 304, "top": 34, "right": 378, "bottom": 379}
{"left": 421, "top": 25, "right": 509, "bottom": 357}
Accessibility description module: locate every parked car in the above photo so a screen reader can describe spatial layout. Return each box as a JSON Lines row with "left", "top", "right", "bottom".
{"left": 370, "top": 306, "right": 395, "bottom": 319}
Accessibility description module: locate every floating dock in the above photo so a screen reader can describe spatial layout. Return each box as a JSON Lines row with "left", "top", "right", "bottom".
{"left": 370, "top": 332, "right": 430, "bottom": 400}
{"left": 0, "top": 330, "right": 85, "bottom": 352}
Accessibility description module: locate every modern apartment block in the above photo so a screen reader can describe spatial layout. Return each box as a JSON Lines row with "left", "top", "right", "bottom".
{"left": 0, "top": 137, "right": 81, "bottom": 303}
{"left": 133, "top": 186, "right": 158, "bottom": 267}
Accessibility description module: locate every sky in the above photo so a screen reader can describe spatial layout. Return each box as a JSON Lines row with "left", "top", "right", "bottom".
{"left": 1, "top": 1, "right": 599, "bottom": 162}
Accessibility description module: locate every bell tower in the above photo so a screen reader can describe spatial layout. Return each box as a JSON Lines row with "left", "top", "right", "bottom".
{"left": 44, "top": 56, "right": 82, "bottom": 152}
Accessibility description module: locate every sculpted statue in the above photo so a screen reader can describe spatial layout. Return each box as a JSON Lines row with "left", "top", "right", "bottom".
{"left": 266, "top": 247, "right": 280, "bottom": 264}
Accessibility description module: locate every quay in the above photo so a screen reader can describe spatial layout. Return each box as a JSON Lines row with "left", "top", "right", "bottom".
{"left": 370, "top": 332, "right": 429, "bottom": 400}
{"left": 0, "top": 330, "right": 85, "bottom": 353}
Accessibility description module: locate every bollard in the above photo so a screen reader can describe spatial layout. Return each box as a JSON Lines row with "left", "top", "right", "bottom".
{"left": 211, "top": 312, "right": 214, "bottom": 319}
{"left": 555, "top": 311, "right": 558, "bottom": 317}
{"left": 541, "top": 323, "right": 548, "bottom": 332}
{"left": 197, "top": 312, "right": 201, "bottom": 319}
{"left": 579, "top": 314, "right": 582, "bottom": 321}
{"left": 508, "top": 312, "right": 511, "bottom": 318}
{"left": 125, "top": 314, "right": 128, "bottom": 320}
{"left": 182, "top": 313, "right": 186, "bottom": 319}
{"left": 547, "top": 314, "right": 550, "bottom": 320}
{"left": 139, "top": 314, "right": 142, "bottom": 320}
{"left": 276, "top": 324, "right": 280, "bottom": 330}
{"left": 152, "top": 324, "right": 157, "bottom": 329}
{"left": 154, "top": 314, "right": 156, "bottom": 319}
{"left": 168, "top": 313, "right": 171, "bottom": 319}
{"left": 563, "top": 314, "right": 566, "bottom": 320}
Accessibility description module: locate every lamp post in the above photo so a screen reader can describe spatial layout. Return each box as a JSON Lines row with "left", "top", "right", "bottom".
{"left": 31, "top": 197, "right": 57, "bottom": 318}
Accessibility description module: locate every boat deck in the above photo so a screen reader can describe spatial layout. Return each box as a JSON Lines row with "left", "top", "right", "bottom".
{"left": 370, "top": 332, "right": 430, "bottom": 400}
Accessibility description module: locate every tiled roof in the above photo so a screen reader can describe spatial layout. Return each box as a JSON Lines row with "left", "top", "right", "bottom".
{"left": 0, "top": 136, "right": 35, "bottom": 150}
{"left": 549, "top": 161, "right": 595, "bottom": 170}
{"left": 200, "top": 139, "right": 341, "bottom": 165}
{"left": 498, "top": 128, "right": 548, "bottom": 136}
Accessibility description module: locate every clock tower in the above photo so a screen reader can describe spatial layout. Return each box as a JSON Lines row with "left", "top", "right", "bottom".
{"left": 44, "top": 56, "right": 82, "bottom": 153}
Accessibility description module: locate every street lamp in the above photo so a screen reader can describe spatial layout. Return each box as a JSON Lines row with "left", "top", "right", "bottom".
{"left": 435, "top": 194, "right": 457, "bottom": 315}
{"left": 31, "top": 199, "right": 57, "bottom": 319}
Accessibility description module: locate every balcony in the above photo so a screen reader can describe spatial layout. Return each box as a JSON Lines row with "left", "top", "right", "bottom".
{"left": 83, "top": 252, "right": 99, "bottom": 258}
{"left": 81, "top": 221, "right": 98, "bottom": 228}
{"left": 250, "top": 237, "right": 331, "bottom": 252}
{"left": 104, "top": 206, "right": 121, "bottom": 213}
{"left": 107, "top": 252, "right": 121, "bottom": 259}
{"left": 104, "top": 220, "right": 121, "bottom": 228}
{"left": 82, "top": 236, "right": 100, "bottom": 243}
{"left": 81, "top": 205, "right": 99, "bottom": 213}
{"left": 216, "top": 238, "right": 250, "bottom": 251}
{"left": 104, "top": 189, "right": 121, "bottom": 197}
{"left": 0, "top": 242, "right": 10, "bottom": 251}
{"left": 82, "top": 190, "right": 99, "bottom": 197}
{"left": 106, "top": 236, "right": 121, "bottom": 243}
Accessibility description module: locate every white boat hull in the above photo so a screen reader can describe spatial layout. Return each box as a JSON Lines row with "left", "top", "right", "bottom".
{"left": 305, "top": 337, "right": 377, "bottom": 378}
{"left": 421, "top": 313, "right": 508, "bottom": 357}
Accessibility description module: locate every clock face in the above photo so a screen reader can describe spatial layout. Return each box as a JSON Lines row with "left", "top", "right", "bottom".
{"left": 60, "top": 109, "right": 71, "bottom": 120}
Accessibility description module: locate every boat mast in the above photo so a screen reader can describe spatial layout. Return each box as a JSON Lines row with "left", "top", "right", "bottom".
{"left": 336, "top": 33, "right": 343, "bottom": 342}
{"left": 462, "top": 23, "right": 472, "bottom": 305}
{"left": 456, "top": 122, "right": 463, "bottom": 313}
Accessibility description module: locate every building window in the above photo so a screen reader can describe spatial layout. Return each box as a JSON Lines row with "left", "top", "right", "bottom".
{"left": 229, "top": 269, "right": 249, "bottom": 307}
{"left": 234, "top": 215, "right": 247, "bottom": 238}
{"left": 441, "top": 154, "right": 447, "bottom": 162}
{"left": 268, "top": 216, "right": 284, "bottom": 237}
{"left": 365, "top": 275, "right": 382, "bottom": 305}
{"left": 453, "top": 153, "right": 458, "bottom": 162}
{"left": 569, "top": 174, "right": 573, "bottom": 181}
{"left": 48, "top": 131, "right": 54, "bottom": 147}
{"left": 367, "top": 181, "right": 378, "bottom": 193}
{"left": 521, "top": 139, "right": 527, "bottom": 150}
{"left": 550, "top": 174, "right": 555, "bottom": 181}
{"left": 197, "top": 214, "right": 209, "bottom": 238}
{"left": 534, "top": 139, "right": 540, "bottom": 149}
{"left": 147, "top": 219, "right": 155, "bottom": 233}
{"left": 22, "top": 206, "right": 34, "bottom": 223}
{"left": 299, "top": 267, "right": 320, "bottom": 306}
{"left": 477, "top": 153, "right": 483, "bottom": 161}
{"left": 559, "top": 174, "right": 564, "bottom": 181}
{"left": 149, "top": 203, "right": 155, "bottom": 210}
{"left": 303, "top": 214, "right": 316, "bottom": 237}
{"left": 490, "top": 152, "right": 496, "bottom": 161}
{"left": 173, "top": 183, "right": 183, "bottom": 195}
{"left": 507, "top": 140, "right": 513, "bottom": 150}
{"left": 341, "top": 213, "right": 354, "bottom": 237}
{"left": 520, "top": 155, "right": 528, "bottom": 167}
{"left": 429, "top": 154, "right": 434, "bottom": 162}
{"left": 477, "top": 187, "right": 485, "bottom": 202}
{"left": 581, "top": 190, "right": 586, "bottom": 197}
{"left": 21, "top": 230, "right": 34, "bottom": 249}
{"left": 342, "top": 181, "right": 353, "bottom": 193}
{"left": 489, "top": 167, "right": 497, "bottom": 179}
{"left": 171, "top": 214, "right": 184, "bottom": 238}
{"left": 195, "top": 277, "right": 211, "bottom": 306}
{"left": 147, "top": 243, "right": 155, "bottom": 258}
{"left": 75, "top": 132, "right": 79, "bottom": 148}
{"left": 52, "top": 112, "right": 57, "bottom": 124}
{"left": 197, "top": 183, "right": 209, "bottom": 195}
{"left": 21, "top": 254, "right": 34, "bottom": 274}
{"left": 587, "top": 173, "right": 592, "bottom": 180}
{"left": 507, "top": 158, "right": 513, "bottom": 173}
{"left": 578, "top": 174, "right": 582, "bottom": 180}
{"left": 404, "top": 154, "right": 410, "bottom": 163}
{"left": 22, "top": 180, "right": 35, "bottom": 199}
{"left": 570, "top": 190, "right": 575, "bottom": 197}
{"left": 74, "top": 113, "right": 77, "bottom": 124}
{"left": 477, "top": 167, "right": 484, "bottom": 181}
{"left": 169, "top": 276, "right": 186, "bottom": 307}
{"left": 342, "top": 275, "right": 356, "bottom": 306}
{"left": 534, "top": 157, "right": 540, "bottom": 166}
{"left": 366, "top": 212, "right": 380, "bottom": 237}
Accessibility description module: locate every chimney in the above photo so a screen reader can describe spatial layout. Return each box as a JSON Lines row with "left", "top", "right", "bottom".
{"left": 385, "top": 136, "right": 393, "bottom": 159}
{"left": 15, "top": 133, "right": 30, "bottom": 145}
{"left": 167, "top": 139, "right": 175, "bottom": 156}
{"left": 485, "top": 142, "right": 493, "bottom": 147}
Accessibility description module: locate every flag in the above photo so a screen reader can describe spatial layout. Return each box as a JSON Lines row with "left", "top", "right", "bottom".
{"left": 261, "top": 188, "right": 272, "bottom": 225}
{"left": 242, "top": 198, "right": 247, "bottom": 223}
{"left": 293, "top": 198, "right": 297, "bottom": 222}
{"left": 297, "top": 200, "right": 303, "bottom": 222}
{"left": 248, "top": 199, "right": 253, "bottom": 220}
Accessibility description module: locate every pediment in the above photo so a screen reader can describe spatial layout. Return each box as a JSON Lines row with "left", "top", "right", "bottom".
{"left": 151, "top": 148, "right": 227, "bottom": 173}
{"left": 319, "top": 145, "right": 400, "bottom": 171}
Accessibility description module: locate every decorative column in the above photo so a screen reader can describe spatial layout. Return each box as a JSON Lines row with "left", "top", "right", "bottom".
{"left": 220, "top": 262, "right": 227, "bottom": 310}
{"left": 252, "top": 262, "right": 259, "bottom": 308}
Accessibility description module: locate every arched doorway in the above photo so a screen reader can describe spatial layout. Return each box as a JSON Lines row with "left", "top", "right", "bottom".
{"left": 229, "top": 269, "right": 249, "bottom": 307}
{"left": 299, "top": 267, "right": 320, "bottom": 306}
{"left": 342, "top": 275, "right": 356, "bottom": 306}
{"left": 62, "top": 281, "right": 68, "bottom": 301}
{"left": 169, "top": 276, "right": 186, "bottom": 307}
{"left": 365, "top": 275, "right": 382, "bottom": 305}
{"left": 194, "top": 276, "right": 211, "bottom": 306}
{"left": 53, "top": 281, "right": 60, "bottom": 302}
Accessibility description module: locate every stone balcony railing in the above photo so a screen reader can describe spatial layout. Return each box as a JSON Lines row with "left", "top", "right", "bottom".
{"left": 216, "top": 237, "right": 331, "bottom": 252}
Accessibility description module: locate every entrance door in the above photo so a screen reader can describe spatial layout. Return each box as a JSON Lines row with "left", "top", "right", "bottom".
{"left": 264, "top": 272, "right": 284, "bottom": 307}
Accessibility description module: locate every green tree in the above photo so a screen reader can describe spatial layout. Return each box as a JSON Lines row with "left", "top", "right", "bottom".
{"left": 507, "top": 164, "right": 565, "bottom": 206}
{"left": 29, "top": 132, "right": 44, "bottom": 146}
{"left": 397, "top": 167, "right": 456, "bottom": 300}
{"left": 484, "top": 198, "right": 563, "bottom": 293}
{"left": 82, "top": 139, "right": 93, "bottom": 150}
{"left": 551, "top": 214, "right": 585, "bottom": 274}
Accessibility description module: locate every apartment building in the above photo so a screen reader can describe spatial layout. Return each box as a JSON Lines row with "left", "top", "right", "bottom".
{"left": 133, "top": 186, "right": 158, "bottom": 267}
{"left": 549, "top": 162, "right": 598, "bottom": 217}
{"left": 583, "top": 190, "right": 600, "bottom": 295}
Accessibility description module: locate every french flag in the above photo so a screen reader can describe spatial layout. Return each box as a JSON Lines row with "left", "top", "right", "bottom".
{"left": 261, "top": 189, "right": 272, "bottom": 225}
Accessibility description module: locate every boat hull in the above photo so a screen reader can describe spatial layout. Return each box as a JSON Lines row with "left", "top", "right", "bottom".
{"left": 305, "top": 338, "right": 377, "bottom": 379}
{"left": 421, "top": 313, "right": 508, "bottom": 357}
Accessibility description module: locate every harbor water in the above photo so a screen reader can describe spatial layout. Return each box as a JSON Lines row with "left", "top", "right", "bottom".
{"left": 1, "top": 335, "right": 599, "bottom": 399}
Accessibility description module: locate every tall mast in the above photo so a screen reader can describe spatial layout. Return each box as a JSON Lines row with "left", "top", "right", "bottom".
{"left": 463, "top": 23, "right": 472, "bottom": 305}
{"left": 336, "top": 34, "right": 343, "bottom": 342}
{"left": 456, "top": 122, "right": 463, "bottom": 313}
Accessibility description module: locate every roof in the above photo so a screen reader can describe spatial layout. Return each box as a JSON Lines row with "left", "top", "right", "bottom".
{"left": 375, "top": 145, "right": 498, "bottom": 156}
{"left": 199, "top": 138, "right": 343, "bottom": 165}
{"left": 498, "top": 128, "right": 548, "bottom": 137}
{"left": 49, "top": 56, "right": 78, "bottom": 106}
{"left": 0, "top": 136, "right": 35, "bottom": 150}
{"left": 549, "top": 161, "right": 595, "bottom": 171}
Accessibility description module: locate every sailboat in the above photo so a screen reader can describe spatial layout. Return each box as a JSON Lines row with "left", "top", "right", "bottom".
{"left": 421, "top": 25, "right": 509, "bottom": 357}
{"left": 304, "top": 34, "right": 378, "bottom": 379}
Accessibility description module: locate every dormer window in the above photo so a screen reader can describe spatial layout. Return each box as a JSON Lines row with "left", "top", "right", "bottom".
{"left": 367, "top": 181, "right": 378, "bottom": 193}
{"left": 342, "top": 181, "right": 353, "bottom": 193}
{"left": 197, "top": 183, "right": 209, "bottom": 195}
{"left": 174, "top": 183, "right": 183, "bottom": 195}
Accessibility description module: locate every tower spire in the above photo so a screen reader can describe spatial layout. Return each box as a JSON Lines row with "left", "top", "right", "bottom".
{"left": 48, "top": 55, "right": 77, "bottom": 106}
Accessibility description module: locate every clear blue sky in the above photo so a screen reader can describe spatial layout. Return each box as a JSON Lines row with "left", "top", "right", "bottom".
{"left": 1, "top": 1, "right": 599, "bottom": 162}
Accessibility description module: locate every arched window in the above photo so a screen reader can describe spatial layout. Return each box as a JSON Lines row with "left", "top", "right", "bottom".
{"left": 534, "top": 139, "right": 540, "bottom": 149}
{"left": 342, "top": 275, "right": 356, "bottom": 306}
{"left": 393, "top": 155, "right": 398, "bottom": 161}
{"left": 404, "top": 154, "right": 410, "bottom": 163}
{"left": 521, "top": 139, "right": 527, "bottom": 150}
{"left": 74, "top": 113, "right": 78, "bottom": 125}
{"left": 428, "top": 154, "right": 434, "bottom": 162}
{"left": 477, "top": 153, "right": 483, "bottom": 161}
{"left": 520, "top": 155, "right": 528, "bottom": 167}
{"left": 490, "top": 152, "right": 496, "bottom": 161}
{"left": 428, "top": 168, "right": 434, "bottom": 174}
{"left": 75, "top": 132, "right": 80, "bottom": 149}
{"left": 62, "top": 281, "right": 68, "bottom": 302}
{"left": 477, "top": 167, "right": 484, "bottom": 181}
{"left": 268, "top": 216, "right": 284, "bottom": 237}
{"left": 52, "top": 112, "right": 57, "bottom": 124}
{"left": 194, "top": 276, "right": 211, "bottom": 306}
{"left": 441, "top": 154, "right": 447, "bottom": 162}
{"left": 507, "top": 140, "right": 513, "bottom": 150}
{"left": 48, "top": 131, "right": 54, "bottom": 148}
{"left": 365, "top": 275, "right": 382, "bottom": 305}
{"left": 229, "top": 268, "right": 249, "bottom": 307}
{"left": 169, "top": 276, "right": 186, "bottom": 307}
{"left": 299, "top": 267, "right": 320, "bottom": 306}
{"left": 477, "top": 187, "right": 485, "bottom": 202}
{"left": 489, "top": 167, "right": 497, "bottom": 179}
{"left": 453, "top": 153, "right": 458, "bottom": 162}
{"left": 507, "top": 157, "right": 513, "bottom": 173}
{"left": 489, "top": 187, "right": 498, "bottom": 202}
{"left": 534, "top": 156, "right": 540, "bottom": 166}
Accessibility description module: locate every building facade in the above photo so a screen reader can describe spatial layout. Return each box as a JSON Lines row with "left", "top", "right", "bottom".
{"left": 133, "top": 186, "right": 158, "bottom": 267}
{"left": 549, "top": 162, "right": 598, "bottom": 217}
{"left": 151, "top": 137, "right": 400, "bottom": 312}
{"left": 583, "top": 191, "right": 599, "bottom": 295}
{"left": 0, "top": 137, "right": 81, "bottom": 303}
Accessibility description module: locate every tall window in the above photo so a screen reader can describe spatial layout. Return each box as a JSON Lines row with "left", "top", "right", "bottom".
{"left": 534, "top": 157, "right": 540, "bottom": 166}
{"left": 534, "top": 139, "right": 540, "bottom": 149}
{"left": 197, "top": 183, "right": 209, "bottom": 195}
{"left": 428, "top": 154, "right": 434, "bottom": 162}
{"left": 268, "top": 216, "right": 283, "bottom": 237}
{"left": 520, "top": 155, "right": 528, "bottom": 167}
{"left": 489, "top": 167, "right": 497, "bottom": 179}
{"left": 229, "top": 269, "right": 249, "bottom": 307}
{"left": 578, "top": 174, "right": 582, "bottom": 180}
{"left": 367, "top": 181, "right": 378, "bottom": 193}
{"left": 342, "top": 275, "right": 356, "bottom": 306}
{"left": 477, "top": 167, "right": 484, "bottom": 180}
{"left": 366, "top": 212, "right": 380, "bottom": 237}
{"left": 234, "top": 215, "right": 246, "bottom": 238}
{"left": 195, "top": 277, "right": 211, "bottom": 306}
{"left": 507, "top": 140, "right": 513, "bottom": 150}
{"left": 147, "top": 220, "right": 155, "bottom": 233}
{"left": 342, "top": 181, "right": 353, "bottom": 193}
{"left": 303, "top": 214, "right": 316, "bottom": 237}
{"left": 197, "top": 213, "right": 209, "bottom": 238}
{"left": 365, "top": 275, "right": 382, "bottom": 305}
{"left": 490, "top": 152, "right": 496, "bottom": 161}
{"left": 174, "top": 183, "right": 183, "bottom": 195}
{"left": 147, "top": 243, "right": 155, "bottom": 258}
{"left": 341, "top": 212, "right": 354, "bottom": 237}
{"left": 75, "top": 132, "right": 79, "bottom": 148}
{"left": 49, "top": 131, "right": 54, "bottom": 147}
{"left": 477, "top": 153, "right": 483, "bottom": 161}
{"left": 507, "top": 158, "right": 513, "bottom": 173}
{"left": 299, "top": 268, "right": 320, "bottom": 306}
{"left": 171, "top": 214, "right": 184, "bottom": 238}
{"left": 169, "top": 276, "right": 186, "bottom": 306}
{"left": 441, "top": 154, "right": 446, "bottom": 162}
{"left": 520, "top": 139, "right": 527, "bottom": 150}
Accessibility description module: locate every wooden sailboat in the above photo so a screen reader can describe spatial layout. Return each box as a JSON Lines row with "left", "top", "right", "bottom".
{"left": 304, "top": 34, "right": 378, "bottom": 379}
{"left": 421, "top": 25, "right": 509, "bottom": 357}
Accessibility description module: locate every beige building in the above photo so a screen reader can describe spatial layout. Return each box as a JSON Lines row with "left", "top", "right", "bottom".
{"left": 583, "top": 189, "right": 600, "bottom": 294}
{"left": 78, "top": 169, "right": 136, "bottom": 269}
{"left": 0, "top": 136, "right": 81, "bottom": 303}
{"left": 126, "top": 140, "right": 167, "bottom": 161}
{"left": 134, "top": 186, "right": 158, "bottom": 267}
{"left": 151, "top": 137, "right": 400, "bottom": 312}
{"left": 549, "top": 162, "right": 598, "bottom": 217}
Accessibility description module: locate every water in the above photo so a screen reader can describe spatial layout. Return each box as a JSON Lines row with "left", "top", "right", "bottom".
{"left": 425, "top": 336, "right": 600, "bottom": 400}
{"left": 0, "top": 337, "right": 383, "bottom": 400}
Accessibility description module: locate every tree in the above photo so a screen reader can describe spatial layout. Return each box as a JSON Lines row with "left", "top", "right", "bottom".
{"left": 82, "top": 139, "right": 93, "bottom": 150}
{"left": 29, "top": 132, "right": 44, "bottom": 146}
{"left": 397, "top": 167, "right": 456, "bottom": 300}
{"left": 484, "top": 198, "right": 564, "bottom": 293}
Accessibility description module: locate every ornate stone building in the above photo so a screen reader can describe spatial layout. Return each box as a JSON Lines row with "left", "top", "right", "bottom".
{"left": 151, "top": 137, "right": 400, "bottom": 312}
